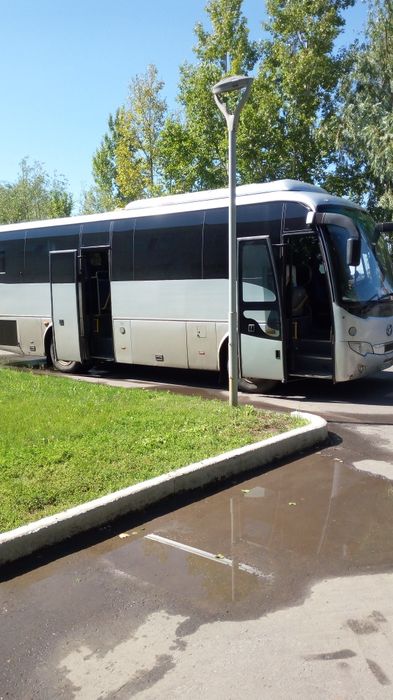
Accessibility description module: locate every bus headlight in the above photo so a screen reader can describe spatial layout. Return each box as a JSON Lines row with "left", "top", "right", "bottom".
{"left": 348, "top": 341, "right": 374, "bottom": 356}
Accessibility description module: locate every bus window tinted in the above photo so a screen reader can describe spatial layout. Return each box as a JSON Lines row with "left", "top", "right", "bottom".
{"left": 237, "top": 202, "right": 283, "bottom": 239}
{"left": 24, "top": 225, "right": 79, "bottom": 283}
{"left": 0, "top": 237, "right": 25, "bottom": 281}
{"left": 81, "top": 221, "right": 111, "bottom": 248}
{"left": 134, "top": 212, "right": 203, "bottom": 280}
{"left": 284, "top": 202, "right": 310, "bottom": 231}
{"left": 111, "top": 219, "right": 134, "bottom": 281}
{"left": 203, "top": 208, "right": 228, "bottom": 279}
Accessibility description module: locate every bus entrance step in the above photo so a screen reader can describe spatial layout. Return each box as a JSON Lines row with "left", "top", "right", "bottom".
{"left": 289, "top": 353, "right": 333, "bottom": 376}
{"left": 289, "top": 372, "right": 333, "bottom": 379}
{"left": 291, "top": 338, "right": 332, "bottom": 355}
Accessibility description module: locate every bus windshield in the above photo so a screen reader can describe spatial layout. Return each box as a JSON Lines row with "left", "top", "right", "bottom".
{"left": 322, "top": 206, "right": 393, "bottom": 316}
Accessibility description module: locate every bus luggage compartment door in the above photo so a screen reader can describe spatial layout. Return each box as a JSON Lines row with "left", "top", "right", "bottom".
{"left": 238, "top": 236, "right": 284, "bottom": 381}
{"left": 50, "top": 250, "right": 82, "bottom": 362}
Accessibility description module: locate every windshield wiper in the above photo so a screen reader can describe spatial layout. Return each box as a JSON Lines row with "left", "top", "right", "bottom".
{"left": 361, "top": 292, "right": 393, "bottom": 313}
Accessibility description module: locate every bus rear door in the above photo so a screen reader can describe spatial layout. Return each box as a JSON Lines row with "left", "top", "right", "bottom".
{"left": 50, "top": 250, "right": 83, "bottom": 363}
{"left": 238, "top": 236, "right": 285, "bottom": 382}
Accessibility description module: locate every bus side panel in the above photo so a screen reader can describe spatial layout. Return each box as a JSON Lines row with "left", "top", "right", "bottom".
{"left": 110, "top": 280, "right": 228, "bottom": 321}
{"left": 18, "top": 318, "right": 45, "bottom": 356}
{"left": 186, "top": 322, "right": 218, "bottom": 370}
{"left": 0, "top": 281, "right": 51, "bottom": 355}
{"left": 113, "top": 320, "right": 132, "bottom": 364}
{"left": 0, "top": 282, "right": 51, "bottom": 318}
{"left": 130, "top": 320, "right": 187, "bottom": 368}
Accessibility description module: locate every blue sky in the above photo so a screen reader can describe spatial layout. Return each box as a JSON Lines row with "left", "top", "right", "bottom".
{"left": 0, "top": 0, "right": 368, "bottom": 208}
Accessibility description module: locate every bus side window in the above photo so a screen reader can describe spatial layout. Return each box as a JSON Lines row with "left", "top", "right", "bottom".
{"left": 81, "top": 221, "right": 110, "bottom": 248}
{"left": 112, "top": 219, "right": 134, "bottom": 282}
{"left": 203, "top": 208, "right": 228, "bottom": 279}
{"left": 25, "top": 225, "right": 79, "bottom": 283}
{"left": 134, "top": 212, "right": 203, "bottom": 281}
{"left": 284, "top": 202, "right": 310, "bottom": 231}
{"left": 237, "top": 202, "right": 283, "bottom": 239}
{"left": 0, "top": 237, "right": 25, "bottom": 281}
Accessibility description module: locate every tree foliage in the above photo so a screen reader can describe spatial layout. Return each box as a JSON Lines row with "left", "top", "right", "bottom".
{"left": 5, "top": 2, "right": 393, "bottom": 223}
{"left": 88, "top": 110, "right": 124, "bottom": 211}
{"left": 159, "top": 0, "right": 261, "bottom": 192}
{"left": 239, "top": 0, "right": 354, "bottom": 184}
{"left": 85, "top": 0, "right": 392, "bottom": 223}
{"left": 82, "top": 65, "right": 168, "bottom": 213}
{"left": 333, "top": 0, "right": 393, "bottom": 219}
{"left": 0, "top": 159, "right": 73, "bottom": 224}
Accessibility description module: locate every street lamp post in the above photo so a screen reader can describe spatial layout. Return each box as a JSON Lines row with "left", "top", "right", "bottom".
{"left": 212, "top": 75, "right": 253, "bottom": 407}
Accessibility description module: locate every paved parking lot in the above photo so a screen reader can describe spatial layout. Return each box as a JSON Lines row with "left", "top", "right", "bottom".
{"left": 1, "top": 362, "right": 393, "bottom": 698}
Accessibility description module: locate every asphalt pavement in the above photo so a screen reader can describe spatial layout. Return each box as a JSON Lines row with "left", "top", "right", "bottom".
{"left": 1, "top": 360, "right": 393, "bottom": 698}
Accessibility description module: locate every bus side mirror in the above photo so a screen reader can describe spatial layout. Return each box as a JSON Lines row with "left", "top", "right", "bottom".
{"left": 307, "top": 211, "right": 361, "bottom": 266}
{"left": 346, "top": 237, "right": 361, "bottom": 267}
{"left": 375, "top": 222, "right": 393, "bottom": 236}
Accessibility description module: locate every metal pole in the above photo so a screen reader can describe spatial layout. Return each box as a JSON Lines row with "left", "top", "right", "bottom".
{"left": 212, "top": 75, "right": 253, "bottom": 408}
{"left": 228, "top": 118, "right": 238, "bottom": 406}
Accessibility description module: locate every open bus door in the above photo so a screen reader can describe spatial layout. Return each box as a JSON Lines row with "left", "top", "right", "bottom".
{"left": 238, "top": 236, "right": 285, "bottom": 382}
{"left": 50, "top": 250, "right": 83, "bottom": 363}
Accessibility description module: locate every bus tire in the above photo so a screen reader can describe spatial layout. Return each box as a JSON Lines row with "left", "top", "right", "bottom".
{"left": 238, "top": 377, "right": 260, "bottom": 393}
{"left": 240, "top": 378, "right": 278, "bottom": 393}
{"left": 219, "top": 340, "right": 277, "bottom": 393}
{"left": 49, "top": 339, "right": 84, "bottom": 374}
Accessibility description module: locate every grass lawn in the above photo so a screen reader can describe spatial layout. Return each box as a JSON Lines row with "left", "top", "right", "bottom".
{"left": 0, "top": 368, "right": 306, "bottom": 532}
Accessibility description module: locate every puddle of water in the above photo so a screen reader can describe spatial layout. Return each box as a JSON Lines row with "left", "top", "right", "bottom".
{"left": 3, "top": 448, "right": 393, "bottom": 699}
{"left": 3, "top": 452, "right": 393, "bottom": 621}
{"left": 81, "top": 451, "right": 393, "bottom": 619}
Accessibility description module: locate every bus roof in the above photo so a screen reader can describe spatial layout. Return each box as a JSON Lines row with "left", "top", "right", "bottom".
{"left": 0, "top": 179, "right": 360, "bottom": 234}
{"left": 124, "top": 180, "right": 329, "bottom": 211}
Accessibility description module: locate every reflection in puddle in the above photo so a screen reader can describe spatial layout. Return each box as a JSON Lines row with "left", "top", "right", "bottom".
{"left": 102, "top": 454, "right": 393, "bottom": 616}
{"left": 2, "top": 447, "right": 393, "bottom": 700}
{"left": 2, "top": 451, "right": 393, "bottom": 619}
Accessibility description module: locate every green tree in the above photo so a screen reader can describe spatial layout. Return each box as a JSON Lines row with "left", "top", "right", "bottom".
{"left": 87, "top": 110, "right": 125, "bottom": 212}
{"left": 0, "top": 158, "right": 73, "bottom": 224}
{"left": 333, "top": 0, "right": 393, "bottom": 219}
{"left": 159, "top": 0, "right": 260, "bottom": 192}
{"left": 239, "top": 0, "right": 354, "bottom": 185}
{"left": 86, "top": 0, "right": 356, "bottom": 202}
{"left": 83, "top": 65, "right": 167, "bottom": 213}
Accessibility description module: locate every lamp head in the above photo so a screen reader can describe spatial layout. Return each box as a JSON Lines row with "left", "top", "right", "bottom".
{"left": 212, "top": 75, "right": 253, "bottom": 96}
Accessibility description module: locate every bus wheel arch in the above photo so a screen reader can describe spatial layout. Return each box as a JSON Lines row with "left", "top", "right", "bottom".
{"left": 45, "top": 327, "right": 84, "bottom": 374}
{"left": 44, "top": 326, "right": 53, "bottom": 365}
{"left": 218, "top": 334, "right": 277, "bottom": 393}
{"left": 218, "top": 336, "right": 229, "bottom": 386}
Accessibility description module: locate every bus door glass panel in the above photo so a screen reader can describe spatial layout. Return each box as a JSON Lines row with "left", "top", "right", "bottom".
{"left": 238, "top": 236, "right": 284, "bottom": 381}
{"left": 50, "top": 250, "right": 82, "bottom": 362}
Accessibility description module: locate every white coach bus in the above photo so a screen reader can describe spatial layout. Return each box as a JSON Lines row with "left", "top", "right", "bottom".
{"left": 1, "top": 179, "right": 393, "bottom": 389}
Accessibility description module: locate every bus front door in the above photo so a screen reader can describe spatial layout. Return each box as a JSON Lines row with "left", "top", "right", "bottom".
{"left": 50, "top": 250, "right": 83, "bottom": 363}
{"left": 238, "top": 236, "right": 285, "bottom": 382}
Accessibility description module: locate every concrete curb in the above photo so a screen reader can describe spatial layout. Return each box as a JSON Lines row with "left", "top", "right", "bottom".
{"left": 0, "top": 411, "right": 327, "bottom": 565}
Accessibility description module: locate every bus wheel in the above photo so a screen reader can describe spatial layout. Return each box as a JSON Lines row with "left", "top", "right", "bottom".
{"left": 49, "top": 339, "right": 84, "bottom": 374}
{"left": 238, "top": 377, "right": 278, "bottom": 394}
